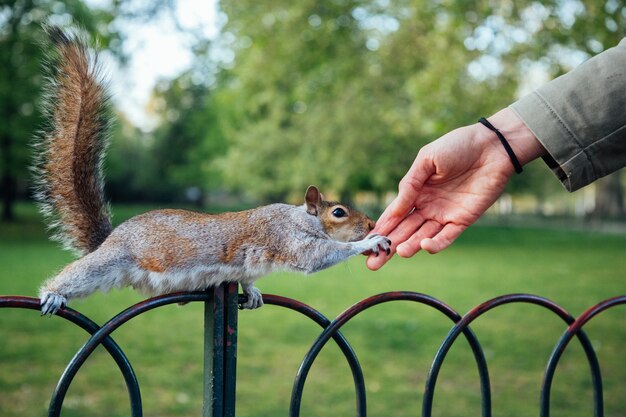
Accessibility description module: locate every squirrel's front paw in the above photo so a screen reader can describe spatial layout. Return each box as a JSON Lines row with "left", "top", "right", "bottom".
{"left": 362, "top": 234, "right": 391, "bottom": 256}
{"left": 240, "top": 286, "right": 264, "bottom": 310}
{"left": 40, "top": 292, "right": 67, "bottom": 316}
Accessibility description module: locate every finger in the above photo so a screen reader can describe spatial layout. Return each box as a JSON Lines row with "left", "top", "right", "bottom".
{"left": 366, "top": 251, "right": 388, "bottom": 270}
{"left": 420, "top": 223, "right": 467, "bottom": 254}
{"left": 366, "top": 236, "right": 396, "bottom": 270}
{"left": 366, "top": 212, "right": 426, "bottom": 270}
{"left": 396, "top": 220, "right": 444, "bottom": 258}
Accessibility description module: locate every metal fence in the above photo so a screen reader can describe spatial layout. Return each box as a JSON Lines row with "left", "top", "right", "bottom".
{"left": 1, "top": 284, "right": 624, "bottom": 416}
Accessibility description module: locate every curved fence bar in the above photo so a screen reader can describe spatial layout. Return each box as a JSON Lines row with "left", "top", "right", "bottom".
{"left": 290, "top": 291, "right": 491, "bottom": 417}
{"left": 541, "top": 295, "right": 626, "bottom": 417}
{"left": 48, "top": 291, "right": 211, "bottom": 417}
{"left": 2, "top": 290, "right": 624, "bottom": 416}
{"left": 0, "top": 295, "right": 143, "bottom": 417}
{"left": 423, "top": 294, "right": 602, "bottom": 417}
{"left": 262, "top": 294, "right": 367, "bottom": 417}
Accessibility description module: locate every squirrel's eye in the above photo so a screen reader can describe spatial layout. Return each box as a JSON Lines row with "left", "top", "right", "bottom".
{"left": 332, "top": 208, "right": 347, "bottom": 218}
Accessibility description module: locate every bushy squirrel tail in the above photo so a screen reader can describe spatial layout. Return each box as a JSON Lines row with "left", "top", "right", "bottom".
{"left": 33, "top": 25, "right": 112, "bottom": 256}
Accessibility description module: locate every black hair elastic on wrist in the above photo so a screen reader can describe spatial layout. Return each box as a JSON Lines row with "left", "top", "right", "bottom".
{"left": 478, "top": 117, "right": 523, "bottom": 174}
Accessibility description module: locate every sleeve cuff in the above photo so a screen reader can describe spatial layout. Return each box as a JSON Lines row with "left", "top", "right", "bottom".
{"left": 509, "top": 94, "right": 596, "bottom": 192}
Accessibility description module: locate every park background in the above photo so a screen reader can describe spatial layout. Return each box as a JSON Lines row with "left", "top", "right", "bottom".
{"left": 1, "top": 0, "right": 625, "bottom": 416}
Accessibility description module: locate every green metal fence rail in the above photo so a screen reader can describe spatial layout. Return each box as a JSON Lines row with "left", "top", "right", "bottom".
{"left": 0, "top": 284, "right": 624, "bottom": 416}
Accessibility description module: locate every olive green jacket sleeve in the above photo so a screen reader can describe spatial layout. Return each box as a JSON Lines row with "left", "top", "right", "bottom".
{"left": 510, "top": 38, "right": 626, "bottom": 192}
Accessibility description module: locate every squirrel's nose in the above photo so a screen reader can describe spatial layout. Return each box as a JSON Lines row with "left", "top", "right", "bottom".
{"left": 367, "top": 220, "right": 375, "bottom": 231}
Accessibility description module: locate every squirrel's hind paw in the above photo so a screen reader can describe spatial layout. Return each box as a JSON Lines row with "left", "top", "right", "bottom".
{"left": 240, "top": 286, "right": 264, "bottom": 310}
{"left": 40, "top": 292, "right": 67, "bottom": 316}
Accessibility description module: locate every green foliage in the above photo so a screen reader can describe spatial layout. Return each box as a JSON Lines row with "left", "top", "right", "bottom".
{"left": 217, "top": 0, "right": 416, "bottom": 199}
{"left": 149, "top": 72, "right": 227, "bottom": 203}
{"left": 209, "top": 0, "right": 625, "bottom": 201}
{"left": 212, "top": 0, "right": 520, "bottom": 200}
{"left": 105, "top": 113, "right": 159, "bottom": 202}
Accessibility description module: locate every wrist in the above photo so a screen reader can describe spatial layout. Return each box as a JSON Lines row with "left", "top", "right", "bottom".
{"left": 481, "top": 108, "right": 546, "bottom": 166}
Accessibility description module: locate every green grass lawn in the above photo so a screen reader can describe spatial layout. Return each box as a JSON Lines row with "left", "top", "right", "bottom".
{"left": 1, "top": 203, "right": 625, "bottom": 417}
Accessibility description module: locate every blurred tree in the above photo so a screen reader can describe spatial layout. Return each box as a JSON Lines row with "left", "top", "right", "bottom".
{"left": 215, "top": 0, "right": 525, "bottom": 202}
{"left": 218, "top": 0, "right": 379, "bottom": 201}
{"left": 105, "top": 112, "right": 156, "bottom": 202}
{"left": 215, "top": 0, "right": 624, "bottom": 212}
{"left": 146, "top": 70, "right": 226, "bottom": 204}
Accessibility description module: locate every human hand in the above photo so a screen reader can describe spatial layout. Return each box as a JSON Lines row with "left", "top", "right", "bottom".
{"left": 367, "top": 108, "right": 545, "bottom": 270}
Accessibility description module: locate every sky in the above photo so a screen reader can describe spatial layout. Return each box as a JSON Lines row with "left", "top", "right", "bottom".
{"left": 91, "top": 0, "right": 220, "bottom": 131}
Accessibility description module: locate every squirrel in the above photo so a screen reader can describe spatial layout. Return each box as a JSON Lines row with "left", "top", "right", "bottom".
{"left": 34, "top": 26, "right": 391, "bottom": 316}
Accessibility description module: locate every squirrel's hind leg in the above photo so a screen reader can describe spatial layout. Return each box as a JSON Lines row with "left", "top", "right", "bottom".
{"left": 39, "top": 249, "right": 128, "bottom": 315}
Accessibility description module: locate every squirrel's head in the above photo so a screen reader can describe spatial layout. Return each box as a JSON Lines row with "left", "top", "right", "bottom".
{"left": 304, "top": 185, "right": 375, "bottom": 242}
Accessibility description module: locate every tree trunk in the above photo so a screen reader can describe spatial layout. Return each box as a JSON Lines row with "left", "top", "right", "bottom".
{"left": 591, "top": 173, "right": 624, "bottom": 218}
{"left": 1, "top": 130, "right": 16, "bottom": 221}
{"left": 1, "top": 172, "right": 16, "bottom": 221}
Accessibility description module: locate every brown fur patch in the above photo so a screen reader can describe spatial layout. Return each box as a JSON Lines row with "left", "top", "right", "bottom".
{"left": 219, "top": 213, "right": 253, "bottom": 264}
{"left": 137, "top": 256, "right": 167, "bottom": 273}
{"left": 212, "top": 211, "right": 293, "bottom": 266}
{"left": 126, "top": 209, "right": 211, "bottom": 272}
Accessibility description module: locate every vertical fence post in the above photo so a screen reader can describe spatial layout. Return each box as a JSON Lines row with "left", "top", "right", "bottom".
{"left": 203, "top": 283, "right": 239, "bottom": 417}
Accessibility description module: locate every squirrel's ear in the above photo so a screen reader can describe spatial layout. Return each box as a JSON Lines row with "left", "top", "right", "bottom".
{"left": 305, "top": 185, "right": 322, "bottom": 215}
